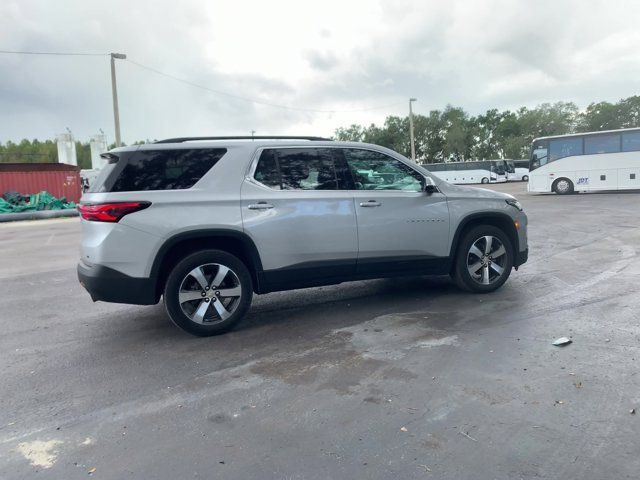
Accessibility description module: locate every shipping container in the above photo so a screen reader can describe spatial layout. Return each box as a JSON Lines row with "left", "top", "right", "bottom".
{"left": 0, "top": 163, "right": 82, "bottom": 203}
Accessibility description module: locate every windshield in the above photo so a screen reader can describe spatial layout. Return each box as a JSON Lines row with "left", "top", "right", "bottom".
{"left": 492, "top": 162, "right": 506, "bottom": 175}
{"left": 530, "top": 140, "right": 548, "bottom": 170}
{"left": 505, "top": 161, "right": 515, "bottom": 173}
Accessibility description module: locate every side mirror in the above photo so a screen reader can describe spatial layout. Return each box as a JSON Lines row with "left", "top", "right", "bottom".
{"left": 423, "top": 176, "right": 438, "bottom": 194}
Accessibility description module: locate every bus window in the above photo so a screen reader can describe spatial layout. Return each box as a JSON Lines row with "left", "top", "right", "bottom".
{"left": 622, "top": 132, "right": 640, "bottom": 152}
{"left": 549, "top": 137, "right": 583, "bottom": 162}
{"left": 584, "top": 134, "right": 620, "bottom": 155}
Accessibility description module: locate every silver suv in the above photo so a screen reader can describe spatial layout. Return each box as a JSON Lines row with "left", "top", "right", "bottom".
{"left": 77, "top": 136, "right": 528, "bottom": 336}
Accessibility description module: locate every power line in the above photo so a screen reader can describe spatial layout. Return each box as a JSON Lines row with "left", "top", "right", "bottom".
{"left": 0, "top": 49, "right": 403, "bottom": 113}
{"left": 0, "top": 49, "right": 108, "bottom": 56}
{"left": 125, "top": 58, "right": 402, "bottom": 113}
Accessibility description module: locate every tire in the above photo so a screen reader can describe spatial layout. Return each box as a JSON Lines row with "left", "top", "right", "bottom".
{"left": 481, "top": 177, "right": 489, "bottom": 184}
{"left": 452, "top": 225, "right": 514, "bottom": 293}
{"left": 552, "top": 178, "right": 574, "bottom": 195}
{"left": 163, "top": 249, "right": 253, "bottom": 336}
{"left": 522, "top": 175, "right": 529, "bottom": 182}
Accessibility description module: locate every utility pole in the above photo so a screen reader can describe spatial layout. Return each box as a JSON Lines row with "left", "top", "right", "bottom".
{"left": 409, "top": 98, "right": 417, "bottom": 162}
{"left": 110, "top": 53, "right": 127, "bottom": 147}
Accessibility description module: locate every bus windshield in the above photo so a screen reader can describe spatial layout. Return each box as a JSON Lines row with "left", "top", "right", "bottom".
{"left": 505, "top": 160, "right": 515, "bottom": 173}
{"left": 530, "top": 140, "right": 548, "bottom": 170}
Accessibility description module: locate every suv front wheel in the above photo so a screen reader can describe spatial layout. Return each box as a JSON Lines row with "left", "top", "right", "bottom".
{"left": 164, "top": 250, "right": 253, "bottom": 336}
{"left": 452, "top": 225, "right": 513, "bottom": 293}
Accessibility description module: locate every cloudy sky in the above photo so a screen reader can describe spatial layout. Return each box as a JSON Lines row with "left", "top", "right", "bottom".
{"left": 1, "top": 0, "right": 640, "bottom": 144}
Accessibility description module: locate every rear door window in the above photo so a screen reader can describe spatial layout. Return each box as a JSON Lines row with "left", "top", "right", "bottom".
{"left": 254, "top": 148, "right": 349, "bottom": 190}
{"left": 109, "top": 148, "right": 226, "bottom": 192}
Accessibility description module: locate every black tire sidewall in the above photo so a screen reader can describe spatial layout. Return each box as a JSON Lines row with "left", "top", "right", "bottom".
{"left": 481, "top": 177, "right": 489, "bottom": 184}
{"left": 163, "top": 250, "right": 253, "bottom": 336}
{"left": 453, "top": 225, "right": 513, "bottom": 293}
{"left": 522, "top": 175, "right": 529, "bottom": 182}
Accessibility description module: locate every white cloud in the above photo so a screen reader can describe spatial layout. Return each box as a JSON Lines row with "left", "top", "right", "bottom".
{"left": 1, "top": 0, "right": 640, "bottom": 143}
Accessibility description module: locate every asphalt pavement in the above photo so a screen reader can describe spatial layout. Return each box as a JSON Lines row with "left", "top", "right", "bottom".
{"left": 0, "top": 183, "right": 639, "bottom": 479}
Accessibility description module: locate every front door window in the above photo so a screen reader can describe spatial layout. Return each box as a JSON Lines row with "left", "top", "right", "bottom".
{"left": 342, "top": 149, "right": 424, "bottom": 191}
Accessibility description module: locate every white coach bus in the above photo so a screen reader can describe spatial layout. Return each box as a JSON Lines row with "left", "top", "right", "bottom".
{"left": 506, "top": 160, "right": 530, "bottom": 182}
{"left": 426, "top": 160, "right": 507, "bottom": 184}
{"left": 528, "top": 128, "right": 640, "bottom": 194}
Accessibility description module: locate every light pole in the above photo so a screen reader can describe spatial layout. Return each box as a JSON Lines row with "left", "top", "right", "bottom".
{"left": 110, "top": 53, "right": 126, "bottom": 147}
{"left": 409, "top": 98, "right": 417, "bottom": 162}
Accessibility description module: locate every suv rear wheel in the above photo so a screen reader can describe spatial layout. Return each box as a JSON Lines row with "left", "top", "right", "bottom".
{"left": 452, "top": 225, "right": 513, "bottom": 293}
{"left": 164, "top": 250, "right": 253, "bottom": 336}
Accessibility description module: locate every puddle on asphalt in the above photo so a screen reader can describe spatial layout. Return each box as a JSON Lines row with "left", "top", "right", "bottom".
{"left": 334, "top": 312, "right": 460, "bottom": 361}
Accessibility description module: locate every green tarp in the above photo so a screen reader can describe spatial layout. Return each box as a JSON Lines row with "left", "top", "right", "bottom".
{"left": 0, "top": 191, "right": 77, "bottom": 214}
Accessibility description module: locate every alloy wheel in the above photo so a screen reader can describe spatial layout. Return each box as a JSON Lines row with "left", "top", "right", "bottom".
{"left": 178, "top": 263, "right": 242, "bottom": 324}
{"left": 467, "top": 236, "right": 508, "bottom": 285}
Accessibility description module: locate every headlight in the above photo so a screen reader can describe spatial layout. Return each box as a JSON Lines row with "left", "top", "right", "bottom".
{"left": 506, "top": 199, "right": 523, "bottom": 211}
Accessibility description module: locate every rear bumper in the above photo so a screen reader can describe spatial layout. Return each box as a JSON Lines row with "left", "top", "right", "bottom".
{"left": 77, "top": 261, "right": 158, "bottom": 305}
{"left": 515, "top": 248, "right": 528, "bottom": 268}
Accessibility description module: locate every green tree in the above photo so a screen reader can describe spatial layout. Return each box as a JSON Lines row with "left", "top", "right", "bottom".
{"left": 576, "top": 101, "right": 621, "bottom": 131}
{"left": 334, "top": 124, "right": 365, "bottom": 142}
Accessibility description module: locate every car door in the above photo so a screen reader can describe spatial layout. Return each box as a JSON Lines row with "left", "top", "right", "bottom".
{"left": 241, "top": 147, "right": 358, "bottom": 290}
{"left": 340, "top": 148, "right": 450, "bottom": 275}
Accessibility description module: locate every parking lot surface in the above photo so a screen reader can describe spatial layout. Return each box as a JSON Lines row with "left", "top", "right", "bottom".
{"left": 1, "top": 183, "right": 639, "bottom": 479}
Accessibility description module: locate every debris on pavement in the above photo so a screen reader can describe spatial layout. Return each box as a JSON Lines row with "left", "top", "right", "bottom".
{"left": 400, "top": 426, "right": 408, "bottom": 432}
{"left": 459, "top": 430, "right": 477, "bottom": 442}
{"left": 88, "top": 467, "right": 97, "bottom": 474}
{"left": 552, "top": 337, "right": 572, "bottom": 346}
{"left": 631, "top": 409, "right": 636, "bottom": 415}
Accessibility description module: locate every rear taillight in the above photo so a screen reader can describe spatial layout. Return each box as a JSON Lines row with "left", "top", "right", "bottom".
{"left": 78, "top": 202, "right": 151, "bottom": 222}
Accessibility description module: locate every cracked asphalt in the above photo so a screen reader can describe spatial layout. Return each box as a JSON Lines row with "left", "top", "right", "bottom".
{"left": 0, "top": 183, "right": 639, "bottom": 479}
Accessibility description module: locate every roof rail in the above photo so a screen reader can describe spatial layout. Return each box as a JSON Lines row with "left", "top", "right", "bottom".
{"left": 154, "top": 136, "right": 332, "bottom": 144}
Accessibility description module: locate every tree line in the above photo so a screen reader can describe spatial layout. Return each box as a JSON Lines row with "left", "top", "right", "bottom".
{"left": 0, "top": 139, "right": 143, "bottom": 169}
{"left": 334, "top": 95, "right": 640, "bottom": 163}
{"left": 2, "top": 96, "right": 640, "bottom": 166}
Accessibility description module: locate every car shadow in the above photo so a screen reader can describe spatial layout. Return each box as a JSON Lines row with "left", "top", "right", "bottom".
{"left": 90, "top": 274, "right": 525, "bottom": 352}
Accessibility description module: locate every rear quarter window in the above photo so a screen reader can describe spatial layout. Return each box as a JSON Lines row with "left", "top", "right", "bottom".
{"left": 109, "top": 148, "right": 226, "bottom": 192}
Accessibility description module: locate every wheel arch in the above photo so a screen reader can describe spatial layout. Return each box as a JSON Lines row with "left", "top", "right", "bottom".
{"left": 449, "top": 212, "right": 520, "bottom": 267}
{"left": 150, "top": 229, "right": 265, "bottom": 299}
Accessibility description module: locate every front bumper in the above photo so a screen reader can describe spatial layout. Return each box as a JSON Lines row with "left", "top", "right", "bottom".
{"left": 77, "top": 261, "right": 158, "bottom": 305}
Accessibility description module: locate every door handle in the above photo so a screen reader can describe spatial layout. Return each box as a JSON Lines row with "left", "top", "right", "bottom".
{"left": 248, "top": 202, "right": 274, "bottom": 210}
{"left": 359, "top": 200, "right": 381, "bottom": 207}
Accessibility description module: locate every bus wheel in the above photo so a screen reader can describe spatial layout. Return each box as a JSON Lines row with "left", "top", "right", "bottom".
{"left": 522, "top": 175, "right": 529, "bottom": 182}
{"left": 553, "top": 178, "right": 574, "bottom": 195}
{"left": 481, "top": 177, "right": 489, "bottom": 184}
